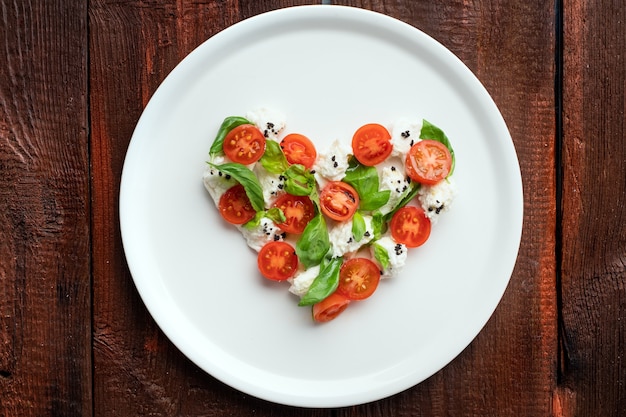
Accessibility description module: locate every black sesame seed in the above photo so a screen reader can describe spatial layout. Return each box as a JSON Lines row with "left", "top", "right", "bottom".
{"left": 391, "top": 166, "right": 396, "bottom": 171}
{"left": 410, "top": 140, "right": 414, "bottom": 146}
{"left": 267, "top": 122, "right": 274, "bottom": 129}
{"left": 333, "top": 161, "right": 338, "bottom": 168}
{"left": 277, "top": 184, "right": 284, "bottom": 189}
{"left": 264, "top": 130, "right": 269, "bottom": 137}
{"left": 401, "top": 130, "right": 410, "bottom": 138}
{"left": 364, "top": 231, "right": 370, "bottom": 237}
{"left": 347, "top": 237, "right": 353, "bottom": 243}
{"left": 218, "top": 171, "right": 222, "bottom": 176}
{"left": 225, "top": 174, "right": 231, "bottom": 180}
{"left": 310, "top": 169, "right": 316, "bottom": 174}
{"left": 273, "top": 235, "right": 280, "bottom": 241}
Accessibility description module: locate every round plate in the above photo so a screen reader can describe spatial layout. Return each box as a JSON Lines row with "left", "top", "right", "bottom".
{"left": 120, "top": 5, "right": 523, "bottom": 408}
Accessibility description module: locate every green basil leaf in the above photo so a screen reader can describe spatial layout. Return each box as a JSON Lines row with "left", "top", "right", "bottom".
{"left": 260, "top": 140, "right": 289, "bottom": 174}
{"left": 420, "top": 119, "right": 455, "bottom": 176}
{"left": 209, "top": 116, "right": 252, "bottom": 158}
{"left": 296, "top": 213, "right": 330, "bottom": 269}
{"left": 351, "top": 210, "right": 366, "bottom": 242}
{"left": 243, "top": 211, "right": 265, "bottom": 229}
{"left": 373, "top": 243, "right": 390, "bottom": 270}
{"left": 283, "top": 164, "right": 316, "bottom": 196}
{"left": 371, "top": 210, "right": 386, "bottom": 240}
{"left": 298, "top": 257, "right": 343, "bottom": 306}
{"left": 209, "top": 162, "right": 264, "bottom": 212}
{"left": 243, "top": 207, "right": 286, "bottom": 230}
{"left": 343, "top": 157, "right": 390, "bottom": 211}
{"left": 265, "top": 207, "right": 286, "bottom": 224}
{"left": 362, "top": 190, "right": 391, "bottom": 211}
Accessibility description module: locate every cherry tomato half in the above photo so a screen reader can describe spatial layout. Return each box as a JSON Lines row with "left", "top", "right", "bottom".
{"left": 218, "top": 184, "right": 256, "bottom": 225}
{"left": 272, "top": 193, "right": 315, "bottom": 235}
{"left": 223, "top": 124, "right": 266, "bottom": 165}
{"left": 280, "top": 133, "right": 317, "bottom": 169}
{"left": 319, "top": 181, "right": 359, "bottom": 222}
{"left": 312, "top": 292, "right": 351, "bottom": 323}
{"left": 336, "top": 258, "right": 381, "bottom": 300}
{"left": 352, "top": 123, "right": 393, "bottom": 166}
{"left": 257, "top": 241, "right": 298, "bottom": 281}
{"left": 405, "top": 140, "right": 452, "bottom": 185}
{"left": 390, "top": 205, "right": 431, "bottom": 248}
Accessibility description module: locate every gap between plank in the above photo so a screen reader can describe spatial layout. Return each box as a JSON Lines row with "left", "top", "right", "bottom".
{"left": 554, "top": 0, "right": 568, "bottom": 385}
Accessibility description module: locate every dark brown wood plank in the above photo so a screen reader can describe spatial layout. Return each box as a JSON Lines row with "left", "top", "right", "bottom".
{"left": 333, "top": 1, "right": 558, "bottom": 415}
{"left": 0, "top": 0, "right": 91, "bottom": 416}
{"left": 561, "top": 1, "right": 626, "bottom": 415}
{"left": 89, "top": 1, "right": 329, "bottom": 416}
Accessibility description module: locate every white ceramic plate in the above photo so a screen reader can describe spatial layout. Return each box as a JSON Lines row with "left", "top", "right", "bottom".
{"left": 120, "top": 5, "right": 523, "bottom": 408}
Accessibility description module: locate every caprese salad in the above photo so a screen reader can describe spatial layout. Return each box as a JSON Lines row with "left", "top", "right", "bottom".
{"left": 203, "top": 108, "right": 457, "bottom": 322}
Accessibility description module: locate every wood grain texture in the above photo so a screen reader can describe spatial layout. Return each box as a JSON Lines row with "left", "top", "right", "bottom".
{"left": 2, "top": 0, "right": 623, "bottom": 415}
{"left": 333, "top": 1, "right": 558, "bottom": 416}
{"left": 88, "top": 1, "right": 329, "bottom": 416}
{"left": 0, "top": 1, "right": 91, "bottom": 416}
{"left": 562, "top": 1, "right": 626, "bottom": 415}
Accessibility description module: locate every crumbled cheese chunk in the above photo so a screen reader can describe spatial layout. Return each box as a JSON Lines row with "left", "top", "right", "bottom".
{"left": 370, "top": 235, "right": 407, "bottom": 279}
{"left": 328, "top": 215, "right": 374, "bottom": 258}
{"left": 237, "top": 218, "right": 285, "bottom": 252}
{"left": 313, "top": 139, "right": 352, "bottom": 184}
{"left": 288, "top": 264, "right": 321, "bottom": 297}
{"left": 378, "top": 163, "right": 411, "bottom": 215}
{"left": 245, "top": 107, "right": 286, "bottom": 141}
{"left": 391, "top": 118, "right": 422, "bottom": 158}
{"left": 418, "top": 176, "right": 458, "bottom": 225}
{"left": 202, "top": 155, "right": 237, "bottom": 204}
{"left": 253, "top": 164, "right": 285, "bottom": 207}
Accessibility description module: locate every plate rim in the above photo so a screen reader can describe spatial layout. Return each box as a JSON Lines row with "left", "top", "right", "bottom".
{"left": 120, "top": 4, "right": 524, "bottom": 408}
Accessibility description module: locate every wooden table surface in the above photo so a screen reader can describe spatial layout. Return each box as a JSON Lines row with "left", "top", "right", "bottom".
{"left": 1, "top": 0, "right": 625, "bottom": 416}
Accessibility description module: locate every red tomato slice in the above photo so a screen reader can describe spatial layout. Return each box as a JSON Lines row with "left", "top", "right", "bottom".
{"left": 336, "top": 258, "right": 381, "bottom": 300}
{"left": 257, "top": 241, "right": 298, "bottom": 281}
{"left": 405, "top": 140, "right": 452, "bottom": 185}
{"left": 280, "top": 133, "right": 317, "bottom": 169}
{"left": 312, "top": 292, "right": 351, "bottom": 323}
{"left": 319, "top": 181, "right": 359, "bottom": 222}
{"left": 218, "top": 184, "right": 256, "bottom": 225}
{"left": 390, "top": 205, "right": 431, "bottom": 248}
{"left": 272, "top": 194, "right": 315, "bottom": 234}
{"left": 223, "top": 124, "right": 266, "bottom": 165}
{"left": 352, "top": 123, "right": 393, "bottom": 166}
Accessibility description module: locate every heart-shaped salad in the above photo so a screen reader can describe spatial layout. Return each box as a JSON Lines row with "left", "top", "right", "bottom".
{"left": 203, "top": 108, "right": 457, "bottom": 322}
